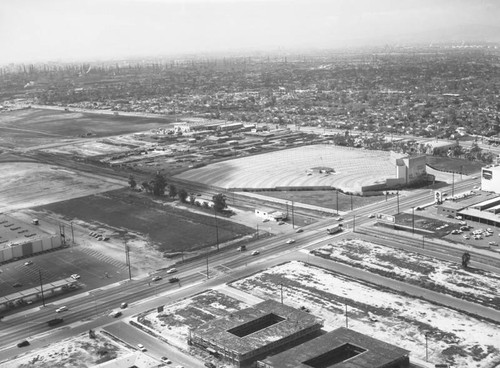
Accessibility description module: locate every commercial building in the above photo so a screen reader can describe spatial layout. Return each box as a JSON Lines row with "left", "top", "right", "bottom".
{"left": 189, "top": 300, "right": 323, "bottom": 367}
{"left": 258, "top": 327, "right": 410, "bottom": 368}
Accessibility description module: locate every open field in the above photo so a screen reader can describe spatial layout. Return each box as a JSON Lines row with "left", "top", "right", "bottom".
{"left": 0, "top": 162, "right": 124, "bottom": 213}
{"left": 311, "top": 238, "right": 500, "bottom": 311}
{"left": 0, "top": 108, "right": 173, "bottom": 149}
{"left": 175, "top": 145, "right": 397, "bottom": 192}
{"left": 38, "top": 190, "right": 255, "bottom": 252}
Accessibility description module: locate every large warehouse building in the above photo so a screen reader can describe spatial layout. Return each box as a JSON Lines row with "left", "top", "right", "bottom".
{"left": 189, "top": 300, "right": 323, "bottom": 367}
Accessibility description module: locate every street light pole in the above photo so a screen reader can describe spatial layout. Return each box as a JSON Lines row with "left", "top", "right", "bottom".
{"left": 280, "top": 283, "right": 283, "bottom": 304}
{"left": 353, "top": 215, "right": 356, "bottom": 233}
{"left": 206, "top": 254, "right": 209, "bottom": 279}
{"left": 38, "top": 269, "right": 46, "bottom": 307}
{"left": 291, "top": 199, "right": 295, "bottom": 229}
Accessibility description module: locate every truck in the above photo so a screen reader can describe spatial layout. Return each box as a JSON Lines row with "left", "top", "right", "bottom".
{"left": 326, "top": 224, "right": 343, "bottom": 235}
{"left": 47, "top": 318, "right": 64, "bottom": 326}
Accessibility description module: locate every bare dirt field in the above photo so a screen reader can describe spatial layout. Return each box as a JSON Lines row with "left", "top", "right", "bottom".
{"left": 175, "top": 145, "right": 402, "bottom": 192}
{"left": 0, "top": 108, "right": 173, "bottom": 149}
{"left": 0, "top": 162, "right": 124, "bottom": 213}
{"left": 37, "top": 189, "right": 255, "bottom": 253}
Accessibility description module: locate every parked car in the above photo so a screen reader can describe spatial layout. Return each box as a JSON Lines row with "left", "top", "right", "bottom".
{"left": 71, "top": 274, "right": 81, "bottom": 280}
{"left": 13, "top": 282, "right": 22, "bottom": 288}
{"left": 161, "top": 356, "right": 172, "bottom": 364}
{"left": 204, "top": 363, "right": 216, "bottom": 368}
{"left": 109, "top": 310, "right": 122, "bottom": 318}
{"left": 137, "top": 343, "right": 147, "bottom": 352}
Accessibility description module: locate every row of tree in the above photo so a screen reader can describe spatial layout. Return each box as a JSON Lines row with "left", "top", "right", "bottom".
{"left": 128, "top": 173, "right": 227, "bottom": 212}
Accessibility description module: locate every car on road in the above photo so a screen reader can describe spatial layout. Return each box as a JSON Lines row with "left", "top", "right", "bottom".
{"left": 368, "top": 214, "right": 375, "bottom": 218}
{"left": 262, "top": 218, "right": 270, "bottom": 222}
{"left": 251, "top": 250, "right": 260, "bottom": 256}
{"left": 17, "top": 340, "right": 30, "bottom": 348}
{"left": 286, "top": 239, "right": 295, "bottom": 244}
{"left": 204, "top": 363, "right": 216, "bottom": 368}
{"left": 161, "top": 356, "right": 172, "bottom": 364}
{"left": 24, "top": 260, "right": 33, "bottom": 266}
{"left": 169, "top": 277, "right": 179, "bottom": 283}
{"left": 152, "top": 276, "right": 162, "bottom": 282}
{"left": 120, "top": 302, "right": 128, "bottom": 309}
{"left": 109, "top": 310, "right": 122, "bottom": 318}
{"left": 295, "top": 228, "right": 304, "bottom": 233}
{"left": 489, "top": 241, "right": 498, "bottom": 246}
{"left": 56, "top": 306, "right": 68, "bottom": 313}
{"left": 71, "top": 274, "right": 81, "bottom": 280}
{"left": 13, "top": 282, "right": 22, "bottom": 288}
{"left": 337, "top": 217, "right": 344, "bottom": 221}
{"left": 137, "top": 343, "right": 147, "bottom": 352}
{"left": 175, "top": 365, "right": 184, "bottom": 368}
{"left": 166, "top": 268, "right": 177, "bottom": 274}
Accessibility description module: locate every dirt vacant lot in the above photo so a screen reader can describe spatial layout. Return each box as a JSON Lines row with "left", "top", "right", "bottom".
{"left": 38, "top": 190, "right": 255, "bottom": 253}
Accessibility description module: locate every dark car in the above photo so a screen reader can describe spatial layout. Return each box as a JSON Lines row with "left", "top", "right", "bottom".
{"left": 169, "top": 277, "right": 179, "bottom": 283}
{"left": 204, "top": 363, "right": 216, "bottom": 368}
{"left": 17, "top": 340, "right": 30, "bottom": 348}
{"left": 13, "top": 282, "right": 22, "bottom": 288}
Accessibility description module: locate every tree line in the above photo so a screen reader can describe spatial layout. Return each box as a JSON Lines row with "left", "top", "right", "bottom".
{"left": 128, "top": 172, "right": 227, "bottom": 212}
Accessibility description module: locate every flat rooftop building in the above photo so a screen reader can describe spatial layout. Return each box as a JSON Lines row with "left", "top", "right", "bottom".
{"left": 258, "top": 327, "right": 410, "bottom": 368}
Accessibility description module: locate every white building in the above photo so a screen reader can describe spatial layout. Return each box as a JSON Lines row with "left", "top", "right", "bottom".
{"left": 482, "top": 165, "right": 500, "bottom": 193}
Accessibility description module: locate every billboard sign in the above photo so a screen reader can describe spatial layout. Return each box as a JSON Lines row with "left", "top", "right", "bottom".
{"left": 483, "top": 170, "right": 492, "bottom": 180}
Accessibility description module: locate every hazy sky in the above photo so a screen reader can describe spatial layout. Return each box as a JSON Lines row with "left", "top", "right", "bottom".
{"left": 1, "top": 0, "right": 499, "bottom": 64}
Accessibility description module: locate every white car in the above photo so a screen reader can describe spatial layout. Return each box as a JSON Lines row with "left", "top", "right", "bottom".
{"left": 137, "top": 344, "right": 147, "bottom": 352}
{"left": 71, "top": 274, "right": 80, "bottom": 280}
{"left": 368, "top": 214, "right": 375, "bottom": 218}
{"left": 166, "top": 268, "right": 177, "bottom": 274}
{"left": 251, "top": 250, "right": 260, "bottom": 256}
{"left": 24, "top": 261, "right": 33, "bottom": 266}
{"left": 161, "top": 357, "right": 172, "bottom": 364}
{"left": 56, "top": 306, "right": 68, "bottom": 313}
{"left": 286, "top": 239, "right": 295, "bottom": 244}
{"left": 337, "top": 217, "right": 344, "bottom": 221}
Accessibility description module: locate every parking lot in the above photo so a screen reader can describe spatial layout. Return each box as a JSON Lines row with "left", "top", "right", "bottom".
{"left": 0, "top": 245, "right": 128, "bottom": 299}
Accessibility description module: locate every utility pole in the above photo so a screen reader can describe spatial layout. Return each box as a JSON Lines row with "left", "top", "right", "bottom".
{"left": 353, "top": 215, "right": 356, "bottom": 233}
{"left": 350, "top": 193, "right": 353, "bottom": 211}
{"left": 39, "top": 269, "right": 46, "bottom": 307}
{"left": 412, "top": 207, "right": 415, "bottom": 234}
{"left": 214, "top": 208, "right": 219, "bottom": 251}
{"left": 336, "top": 190, "right": 339, "bottom": 214}
{"left": 206, "top": 254, "right": 209, "bottom": 279}
{"left": 291, "top": 199, "right": 295, "bottom": 229}
{"left": 280, "top": 283, "right": 283, "bottom": 304}
{"left": 345, "top": 304, "right": 348, "bottom": 328}
{"left": 396, "top": 191, "right": 400, "bottom": 214}
{"left": 452, "top": 172, "right": 455, "bottom": 197}
{"left": 70, "top": 222, "right": 74, "bottom": 245}
{"left": 125, "top": 241, "right": 131, "bottom": 280}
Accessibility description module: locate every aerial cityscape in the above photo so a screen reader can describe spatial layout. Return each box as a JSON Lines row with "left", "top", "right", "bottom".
{"left": 1, "top": 1, "right": 500, "bottom": 368}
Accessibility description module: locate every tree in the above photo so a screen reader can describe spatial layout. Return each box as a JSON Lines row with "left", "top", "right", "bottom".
{"left": 212, "top": 193, "right": 227, "bottom": 213}
{"left": 462, "top": 252, "right": 471, "bottom": 268}
{"left": 128, "top": 175, "right": 137, "bottom": 189}
{"left": 188, "top": 193, "right": 196, "bottom": 204}
{"left": 141, "top": 181, "right": 152, "bottom": 194}
{"left": 168, "top": 184, "right": 177, "bottom": 198}
{"left": 178, "top": 188, "right": 188, "bottom": 203}
{"left": 151, "top": 172, "right": 167, "bottom": 196}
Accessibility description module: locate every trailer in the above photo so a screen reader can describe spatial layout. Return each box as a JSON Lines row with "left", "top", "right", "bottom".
{"left": 326, "top": 224, "right": 343, "bottom": 235}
